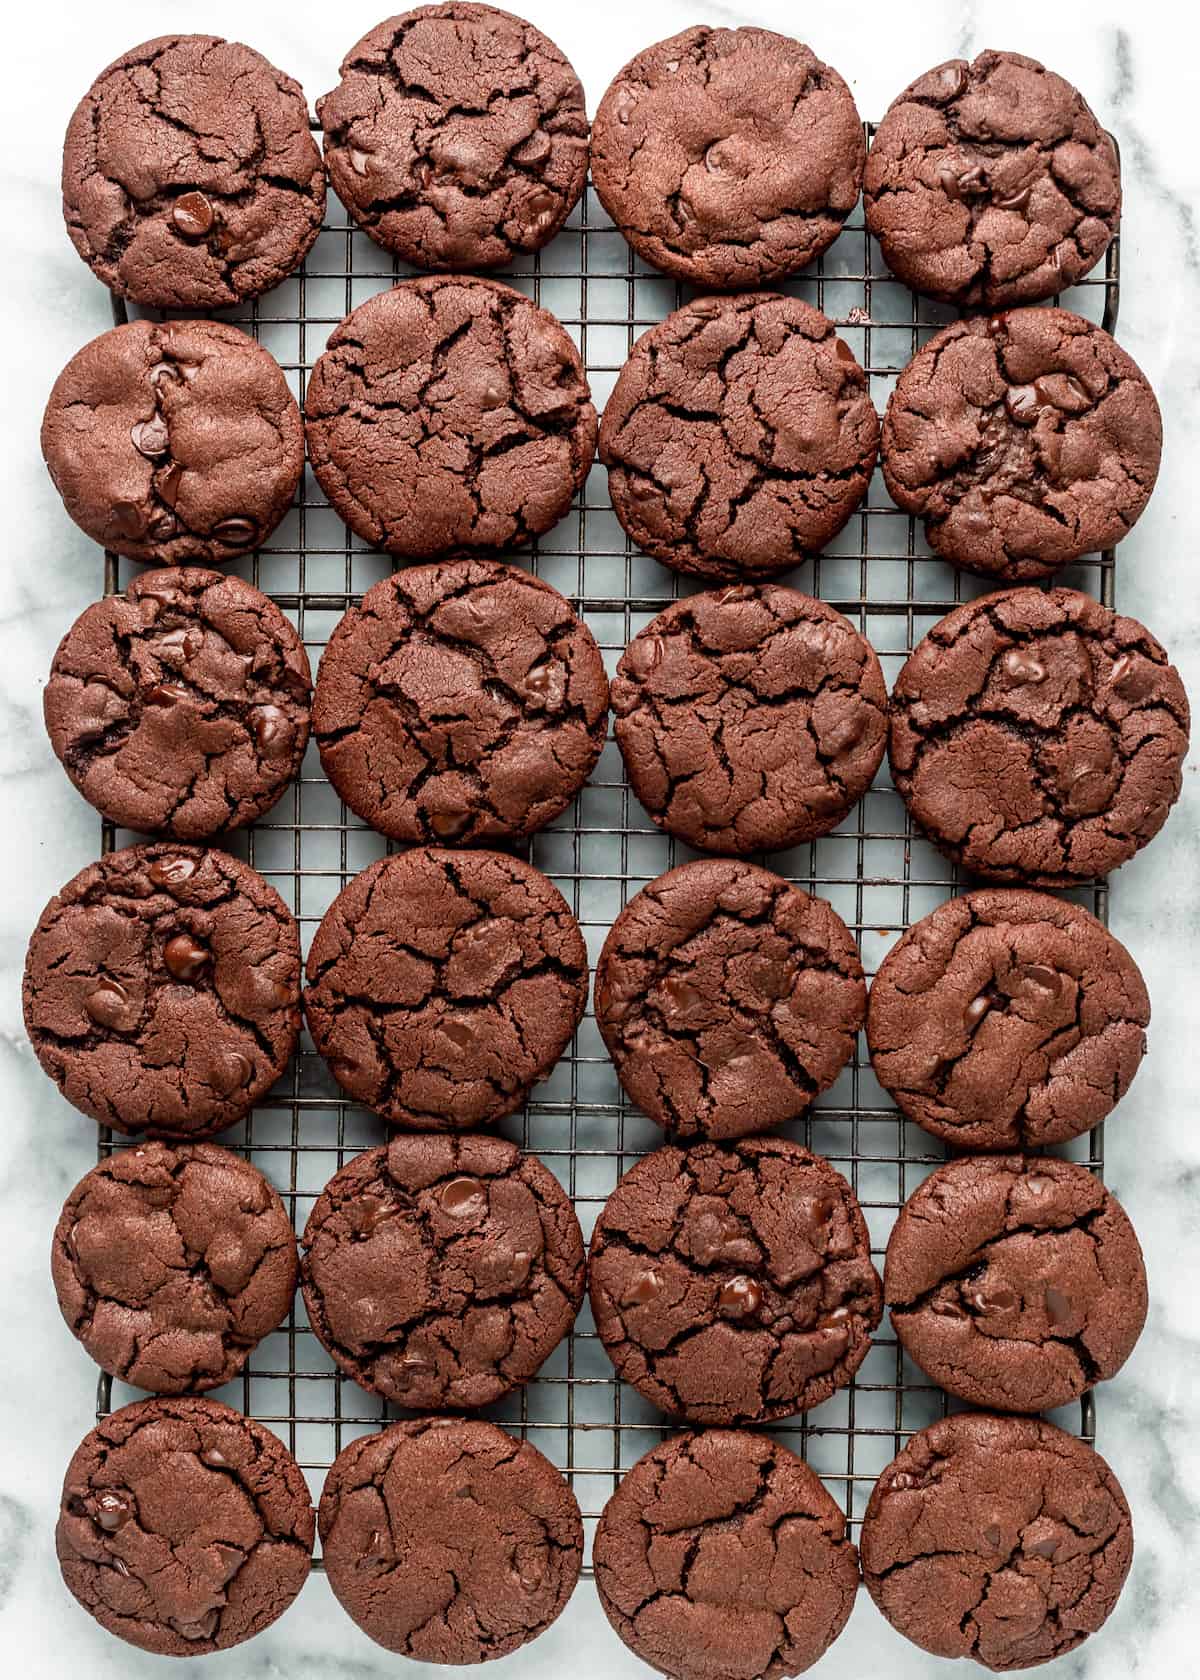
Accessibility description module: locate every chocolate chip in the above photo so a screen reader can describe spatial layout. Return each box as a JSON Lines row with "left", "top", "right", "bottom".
{"left": 148, "top": 509, "right": 180, "bottom": 540}
{"left": 718, "top": 1275, "right": 762, "bottom": 1319}
{"left": 111, "top": 501, "right": 144, "bottom": 539}
{"left": 94, "top": 1491, "right": 131, "bottom": 1532}
{"left": 149, "top": 361, "right": 184, "bottom": 392}
{"left": 622, "top": 1268, "right": 663, "bottom": 1306}
{"left": 355, "top": 1195, "right": 399, "bottom": 1238}
{"left": 157, "top": 626, "right": 204, "bottom": 659}
{"left": 84, "top": 980, "right": 132, "bottom": 1030}
{"left": 661, "top": 975, "right": 702, "bottom": 1017}
{"left": 441, "top": 1018, "right": 476, "bottom": 1049}
{"left": 964, "top": 992, "right": 993, "bottom": 1030}
{"left": 172, "top": 192, "right": 215, "bottom": 240}
{"left": 210, "top": 1052, "right": 253, "bottom": 1096}
{"left": 936, "top": 62, "right": 968, "bottom": 101}
{"left": 148, "top": 855, "right": 198, "bottom": 890}
{"left": 157, "top": 462, "right": 183, "bottom": 508}
{"left": 211, "top": 517, "right": 258, "bottom": 547}
{"left": 1045, "top": 1286, "right": 1073, "bottom": 1326}
{"left": 429, "top": 807, "right": 472, "bottom": 840}
{"left": 1027, "top": 1533, "right": 1061, "bottom": 1559}
{"left": 164, "top": 933, "right": 211, "bottom": 983}
{"left": 1033, "top": 373, "right": 1093, "bottom": 413}
{"left": 515, "top": 130, "right": 551, "bottom": 166}
{"left": 131, "top": 417, "right": 170, "bottom": 459}
{"left": 349, "top": 148, "right": 371, "bottom": 176}
{"left": 1005, "top": 383, "right": 1043, "bottom": 423}
{"left": 201, "top": 1447, "right": 228, "bottom": 1468}
{"left": 994, "top": 185, "right": 1032, "bottom": 212}
{"left": 1001, "top": 646, "right": 1046, "bottom": 685}
{"left": 252, "top": 705, "right": 291, "bottom": 757}
{"left": 440, "top": 1176, "right": 486, "bottom": 1216}
{"left": 174, "top": 1611, "right": 220, "bottom": 1642}
{"left": 1024, "top": 964, "right": 1062, "bottom": 996}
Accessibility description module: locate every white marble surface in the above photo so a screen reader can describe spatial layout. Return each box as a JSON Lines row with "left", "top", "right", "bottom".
{"left": 3, "top": 1, "right": 1200, "bottom": 1675}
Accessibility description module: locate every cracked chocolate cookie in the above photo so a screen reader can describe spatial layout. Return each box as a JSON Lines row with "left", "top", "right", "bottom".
{"left": 864, "top": 51, "right": 1120, "bottom": 308}
{"left": 594, "top": 1429, "right": 858, "bottom": 1680}
{"left": 303, "top": 848, "right": 587, "bottom": 1129}
{"left": 313, "top": 560, "right": 608, "bottom": 843}
{"left": 589, "top": 1138, "right": 882, "bottom": 1426}
{"left": 886, "top": 1155, "right": 1147, "bottom": 1414}
{"left": 861, "top": 1413, "right": 1133, "bottom": 1670}
{"left": 23, "top": 844, "right": 302, "bottom": 1139}
{"left": 867, "top": 889, "right": 1149, "bottom": 1150}
{"left": 319, "top": 5, "right": 588, "bottom": 269}
{"left": 890, "top": 587, "right": 1190, "bottom": 885}
{"left": 881, "top": 308, "right": 1161, "bottom": 580}
{"left": 301, "top": 1134, "right": 583, "bottom": 1408}
{"left": 595, "top": 861, "right": 865, "bottom": 1142}
{"left": 614, "top": 586, "right": 887, "bottom": 855}
{"left": 600, "top": 295, "right": 879, "bottom": 581}
{"left": 591, "top": 28, "right": 864, "bottom": 289}
{"left": 57, "top": 1396, "right": 314, "bottom": 1655}
{"left": 304, "top": 276, "right": 596, "bottom": 557}
{"left": 42, "top": 320, "right": 304, "bottom": 565}
{"left": 62, "top": 35, "right": 325, "bottom": 310}
{"left": 52, "top": 1141, "right": 298, "bottom": 1394}
{"left": 45, "top": 570, "right": 312, "bottom": 840}
{"left": 319, "top": 1417, "right": 581, "bottom": 1660}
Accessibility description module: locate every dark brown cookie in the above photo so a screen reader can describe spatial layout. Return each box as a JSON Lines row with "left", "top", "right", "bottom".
{"left": 304, "top": 276, "right": 596, "bottom": 557}
{"left": 318, "top": 5, "right": 588, "bottom": 269}
{"left": 861, "top": 1413, "right": 1133, "bottom": 1670}
{"left": 301, "top": 1134, "right": 583, "bottom": 1408}
{"left": 591, "top": 28, "right": 864, "bottom": 289}
{"left": 589, "top": 1138, "right": 882, "bottom": 1426}
{"left": 864, "top": 51, "right": 1120, "bottom": 308}
{"left": 62, "top": 35, "right": 325, "bottom": 310}
{"left": 57, "top": 1396, "right": 314, "bottom": 1655}
{"left": 42, "top": 320, "right": 304, "bottom": 565}
{"left": 318, "top": 1417, "right": 581, "bottom": 1660}
{"left": 889, "top": 587, "right": 1190, "bottom": 885}
{"left": 312, "top": 560, "right": 608, "bottom": 843}
{"left": 886, "top": 1156, "right": 1147, "bottom": 1414}
{"left": 594, "top": 861, "right": 865, "bottom": 1142}
{"left": 594, "top": 1430, "right": 858, "bottom": 1680}
{"left": 867, "top": 889, "right": 1149, "bottom": 1149}
{"left": 881, "top": 308, "right": 1161, "bottom": 580}
{"left": 614, "top": 586, "right": 887, "bottom": 855}
{"left": 303, "top": 848, "right": 587, "bottom": 1129}
{"left": 600, "top": 295, "right": 879, "bottom": 581}
{"left": 51, "top": 1141, "right": 298, "bottom": 1394}
{"left": 24, "top": 844, "right": 302, "bottom": 1139}
{"left": 45, "top": 570, "right": 312, "bottom": 840}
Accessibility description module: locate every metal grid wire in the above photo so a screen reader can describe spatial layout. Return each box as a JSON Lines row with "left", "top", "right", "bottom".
{"left": 94, "top": 125, "right": 1121, "bottom": 1578}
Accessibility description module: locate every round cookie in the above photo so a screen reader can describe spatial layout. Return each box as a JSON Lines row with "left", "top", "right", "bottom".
{"left": 591, "top": 28, "right": 864, "bottom": 288}
{"left": 589, "top": 1137, "right": 882, "bottom": 1426}
{"left": 42, "top": 321, "right": 304, "bottom": 565}
{"left": 303, "top": 848, "right": 587, "bottom": 1129}
{"left": 57, "top": 1396, "right": 314, "bottom": 1655}
{"left": 867, "top": 889, "right": 1149, "bottom": 1149}
{"left": 864, "top": 51, "right": 1120, "bottom": 308}
{"left": 889, "top": 587, "right": 1190, "bottom": 885}
{"left": 312, "top": 560, "right": 608, "bottom": 843}
{"left": 318, "top": 5, "right": 588, "bottom": 269}
{"left": 318, "top": 1418, "right": 581, "bottom": 1661}
{"left": 594, "top": 1430, "right": 858, "bottom": 1680}
{"left": 304, "top": 276, "right": 596, "bottom": 557}
{"left": 885, "top": 1156, "right": 1147, "bottom": 1414}
{"left": 62, "top": 35, "right": 325, "bottom": 311}
{"left": 23, "top": 844, "right": 302, "bottom": 1139}
{"left": 594, "top": 861, "right": 865, "bottom": 1142}
{"left": 861, "top": 1413, "right": 1133, "bottom": 1670}
{"left": 51, "top": 1141, "right": 298, "bottom": 1394}
{"left": 881, "top": 308, "right": 1161, "bottom": 580}
{"left": 301, "top": 1134, "right": 583, "bottom": 1408}
{"left": 613, "top": 586, "right": 887, "bottom": 855}
{"left": 600, "top": 295, "right": 879, "bottom": 581}
{"left": 45, "top": 570, "right": 312, "bottom": 840}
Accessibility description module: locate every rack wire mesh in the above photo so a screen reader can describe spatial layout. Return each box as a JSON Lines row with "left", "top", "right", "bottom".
{"left": 94, "top": 123, "right": 1120, "bottom": 1578}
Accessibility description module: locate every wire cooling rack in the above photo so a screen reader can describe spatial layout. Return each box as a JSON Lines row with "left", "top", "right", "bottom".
{"left": 95, "top": 128, "right": 1121, "bottom": 1576}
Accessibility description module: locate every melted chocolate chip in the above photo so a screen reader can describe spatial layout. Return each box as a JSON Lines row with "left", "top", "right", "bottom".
{"left": 201, "top": 1447, "right": 229, "bottom": 1468}
{"left": 164, "top": 934, "right": 211, "bottom": 983}
{"left": 148, "top": 855, "right": 198, "bottom": 890}
{"left": 94, "top": 1491, "right": 132, "bottom": 1532}
{"left": 440, "top": 1176, "right": 486, "bottom": 1216}
{"left": 252, "top": 705, "right": 291, "bottom": 756}
{"left": 429, "top": 807, "right": 472, "bottom": 840}
{"left": 964, "top": 992, "right": 993, "bottom": 1030}
{"left": 1001, "top": 646, "right": 1047, "bottom": 685}
{"left": 210, "top": 1052, "right": 253, "bottom": 1096}
{"left": 84, "top": 980, "right": 132, "bottom": 1030}
{"left": 211, "top": 517, "right": 258, "bottom": 547}
{"left": 111, "top": 501, "right": 144, "bottom": 539}
{"left": 172, "top": 192, "right": 215, "bottom": 240}
{"left": 718, "top": 1275, "right": 762, "bottom": 1319}
{"left": 131, "top": 417, "right": 170, "bottom": 459}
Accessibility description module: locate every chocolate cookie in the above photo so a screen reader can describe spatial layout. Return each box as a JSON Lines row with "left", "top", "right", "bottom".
{"left": 614, "top": 586, "right": 887, "bottom": 854}
{"left": 600, "top": 295, "right": 879, "bottom": 581}
{"left": 886, "top": 1156, "right": 1147, "bottom": 1414}
{"left": 861, "top": 1413, "right": 1133, "bottom": 1669}
{"left": 319, "top": 1418, "right": 581, "bottom": 1660}
{"left": 594, "top": 861, "right": 865, "bottom": 1142}
{"left": 889, "top": 587, "right": 1190, "bottom": 885}
{"left": 591, "top": 28, "right": 864, "bottom": 288}
{"left": 867, "top": 889, "right": 1149, "bottom": 1149}
{"left": 864, "top": 51, "right": 1120, "bottom": 308}
{"left": 24, "top": 844, "right": 302, "bottom": 1139}
{"left": 589, "top": 1138, "right": 882, "bottom": 1426}
{"left": 301, "top": 1134, "right": 583, "bottom": 1408}
{"left": 303, "top": 848, "right": 587, "bottom": 1129}
{"left": 304, "top": 276, "right": 596, "bottom": 557}
{"left": 52, "top": 1141, "right": 298, "bottom": 1394}
{"left": 594, "top": 1430, "right": 858, "bottom": 1680}
{"left": 42, "top": 320, "right": 304, "bottom": 565}
{"left": 45, "top": 570, "right": 312, "bottom": 840}
{"left": 62, "top": 35, "right": 324, "bottom": 311}
{"left": 318, "top": 5, "right": 588, "bottom": 269}
{"left": 312, "top": 560, "right": 608, "bottom": 843}
{"left": 57, "top": 1396, "right": 314, "bottom": 1655}
{"left": 881, "top": 308, "right": 1161, "bottom": 579}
